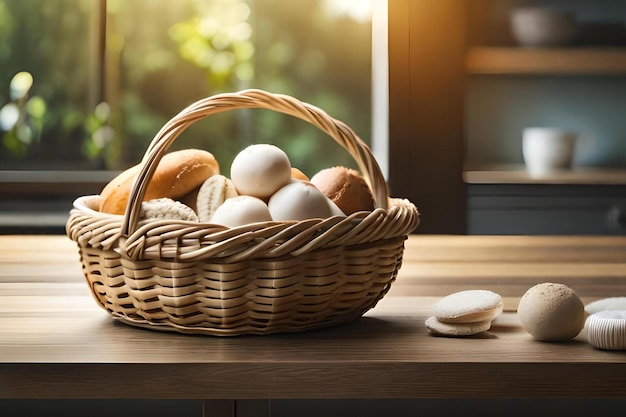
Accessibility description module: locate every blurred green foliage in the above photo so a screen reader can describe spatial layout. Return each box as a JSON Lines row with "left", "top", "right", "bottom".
{"left": 1, "top": 0, "right": 372, "bottom": 176}
{"left": 0, "top": 0, "right": 98, "bottom": 169}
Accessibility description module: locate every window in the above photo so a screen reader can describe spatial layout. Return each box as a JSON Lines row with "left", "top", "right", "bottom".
{"left": 0, "top": 0, "right": 383, "bottom": 232}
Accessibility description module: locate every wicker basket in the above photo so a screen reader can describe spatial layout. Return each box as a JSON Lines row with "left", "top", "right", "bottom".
{"left": 66, "top": 89, "right": 420, "bottom": 336}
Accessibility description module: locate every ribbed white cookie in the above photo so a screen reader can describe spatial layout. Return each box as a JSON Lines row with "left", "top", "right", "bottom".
{"left": 585, "top": 310, "right": 626, "bottom": 351}
{"left": 432, "top": 290, "right": 503, "bottom": 323}
{"left": 425, "top": 316, "right": 492, "bottom": 337}
{"left": 585, "top": 297, "right": 626, "bottom": 315}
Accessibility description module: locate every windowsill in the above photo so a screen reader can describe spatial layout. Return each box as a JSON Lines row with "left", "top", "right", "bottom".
{"left": 0, "top": 170, "right": 117, "bottom": 193}
{"left": 0, "top": 170, "right": 116, "bottom": 233}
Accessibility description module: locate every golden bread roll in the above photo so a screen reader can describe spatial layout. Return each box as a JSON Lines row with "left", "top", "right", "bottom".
{"left": 310, "top": 166, "right": 375, "bottom": 215}
{"left": 100, "top": 149, "right": 219, "bottom": 215}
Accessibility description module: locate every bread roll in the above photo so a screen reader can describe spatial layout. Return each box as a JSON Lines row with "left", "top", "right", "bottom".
{"left": 290, "top": 167, "right": 309, "bottom": 182}
{"left": 310, "top": 166, "right": 375, "bottom": 215}
{"left": 100, "top": 149, "right": 219, "bottom": 215}
{"left": 196, "top": 174, "right": 239, "bottom": 222}
{"left": 140, "top": 198, "right": 199, "bottom": 222}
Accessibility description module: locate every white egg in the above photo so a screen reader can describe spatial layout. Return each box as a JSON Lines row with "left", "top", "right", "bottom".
{"left": 230, "top": 144, "right": 292, "bottom": 200}
{"left": 268, "top": 181, "right": 345, "bottom": 221}
{"left": 210, "top": 195, "right": 272, "bottom": 227}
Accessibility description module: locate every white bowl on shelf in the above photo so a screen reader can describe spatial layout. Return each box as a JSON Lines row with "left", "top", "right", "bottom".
{"left": 510, "top": 7, "right": 578, "bottom": 47}
{"left": 522, "top": 127, "right": 578, "bottom": 176}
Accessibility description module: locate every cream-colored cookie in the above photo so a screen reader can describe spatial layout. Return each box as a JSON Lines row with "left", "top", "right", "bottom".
{"left": 585, "top": 310, "right": 626, "bottom": 351}
{"left": 585, "top": 297, "right": 626, "bottom": 315}
{"left": 196, "top": 174, "right": 239, "bottom": 222}
{"left": 140, "top": 198, "right": 198, "bottom": 222}
{"left": 425, "top": 316, "right": 492, "bottom": 337}
{"left": 431, "top": 290, "right": 503, "bottom": 324}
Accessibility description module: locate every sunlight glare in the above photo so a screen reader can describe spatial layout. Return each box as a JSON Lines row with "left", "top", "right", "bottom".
{"left": 324, "top": 0, "right": 373, "bottom": 23}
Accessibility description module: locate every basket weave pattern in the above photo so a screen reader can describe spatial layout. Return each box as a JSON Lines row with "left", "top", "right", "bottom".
{"left": 67, "top": 89, "right": 419, "bottom": 335}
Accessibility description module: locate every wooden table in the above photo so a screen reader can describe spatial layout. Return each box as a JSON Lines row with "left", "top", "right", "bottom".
{"left": 1, "top": 235, "right": 626, "bottom": 416}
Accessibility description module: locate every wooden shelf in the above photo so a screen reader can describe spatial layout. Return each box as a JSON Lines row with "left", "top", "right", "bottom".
{"left": 466, "top": 47, "right": 626, "bottom": 75}
{"left": 464, "top": 164, "right": 626, "bottom": 185}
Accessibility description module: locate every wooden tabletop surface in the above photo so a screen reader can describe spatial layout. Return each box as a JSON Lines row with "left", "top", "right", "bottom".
{"left": 1, "top": 234, "right": 626, "bottom": 400}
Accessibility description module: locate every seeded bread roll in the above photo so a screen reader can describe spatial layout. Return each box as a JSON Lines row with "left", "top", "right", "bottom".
{"left": 310, "top": 166, "right": 375, "bottom": 215}
{"left": 140, "top": 198, "right": 198, "bottom": 222}
{"left": 100, "top": 149, "right": 219, "bottom": 215}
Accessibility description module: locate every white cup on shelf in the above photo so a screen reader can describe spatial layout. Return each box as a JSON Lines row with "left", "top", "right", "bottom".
{"left": 522, "top": 127, "right": 578, "bottom": 176}
{"left": 510, "top": 7, "right": 578, "bottom": 47}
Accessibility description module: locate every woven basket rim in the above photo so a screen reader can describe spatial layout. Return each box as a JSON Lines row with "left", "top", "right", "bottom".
{"left": 68, "top": 193, "right": 419, "bottom": 262}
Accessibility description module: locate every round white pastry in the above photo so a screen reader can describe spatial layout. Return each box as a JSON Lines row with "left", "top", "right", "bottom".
{"left": 230, "top": 144, "right": 291, "bottom": 200}
{"left": 517, "top": 282, "right": 586, "bottom": 342}
{"left": 585, "top": 310, "right": 626, "bottom": 351}
{"left": 268, "top": 181, "right": 345, "bottom": 221}
{"left": 196, "top": 174, "right": 239, "bottom": 222}
{"left": 431, "top": 290, "right": 503, "bottom": 324}
{"left": 210, "top": 195, "right": 272, "bottom": 227}
{"left": 425, "top": 316, "right": 492, "bottom": 337}
{"left": 140, "top": 198, "right": 198, "bottom": 222}
{"left": 585, "top": 297, "right": 626, "bottom": 315}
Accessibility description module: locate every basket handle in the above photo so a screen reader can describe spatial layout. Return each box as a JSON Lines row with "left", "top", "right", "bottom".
{"left": 121, "top": 89, "right": 389, "bottom": 237}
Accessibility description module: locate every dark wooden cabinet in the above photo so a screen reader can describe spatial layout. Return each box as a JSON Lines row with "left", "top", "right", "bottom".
{"left": 468, "top": 184, "right": 626, "bottom": 235}
{"left": 389, "top": 0, "right": 626, "bottom": 235}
